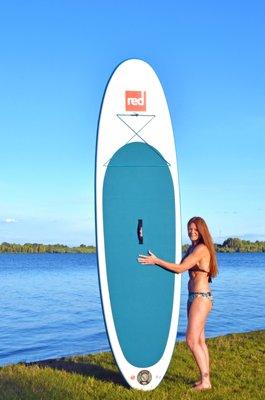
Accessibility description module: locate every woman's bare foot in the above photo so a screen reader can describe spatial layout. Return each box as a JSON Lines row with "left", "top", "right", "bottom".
{"left": 193, "top": 382, "right": 212, "bottom": 391}
{"left": 192, "top": 372, "right": 211, "bottom": 390}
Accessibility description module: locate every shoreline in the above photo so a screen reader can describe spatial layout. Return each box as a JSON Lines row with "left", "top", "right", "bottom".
{"left": 1, "top": 329, "right": 263, "bottom": 369}
{"left": 0, "top": 329, "right": 263, "bottom": 368}
{"left": 1, "top": 249, "right": 265, "bottom": 254}
{"left": 13, "top": 328, "right": 265, "bottom": 367}
{"left": 1, "top": 237, "right": 265, "bottom": 254}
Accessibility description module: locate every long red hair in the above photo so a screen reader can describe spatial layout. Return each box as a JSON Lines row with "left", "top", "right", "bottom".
{"left": 187, "top": 216, "right": 218, "bottom": 280}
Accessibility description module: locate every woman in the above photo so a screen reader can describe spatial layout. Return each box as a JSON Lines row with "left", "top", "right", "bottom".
{"left": 138, "top": 216, "right": 218, "bottom": 391}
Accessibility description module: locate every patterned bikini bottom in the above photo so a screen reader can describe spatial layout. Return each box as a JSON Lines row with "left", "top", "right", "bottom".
{"left": 188, "top": 291, "right": 213, "bottom": 306}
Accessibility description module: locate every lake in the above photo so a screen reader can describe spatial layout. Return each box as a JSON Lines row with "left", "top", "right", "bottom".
{"left": 0, "top": 252, "right": 264, "bottom": 366}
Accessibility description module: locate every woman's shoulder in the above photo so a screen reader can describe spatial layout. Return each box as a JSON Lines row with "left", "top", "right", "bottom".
{"left": 194, "top": 243, "right": 210, "bottom": 255}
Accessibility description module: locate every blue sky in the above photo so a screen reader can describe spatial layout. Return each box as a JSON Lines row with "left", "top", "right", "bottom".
{"left": 0, "top": 0, "right": 264, "bottom": 245}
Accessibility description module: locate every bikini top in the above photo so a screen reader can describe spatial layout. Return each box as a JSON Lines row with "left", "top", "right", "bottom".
{"left": 184, "top": 246, "right": 212, "bottom": 282}
{"left": 189, "top": 265, "right": 212, "bottom": 283}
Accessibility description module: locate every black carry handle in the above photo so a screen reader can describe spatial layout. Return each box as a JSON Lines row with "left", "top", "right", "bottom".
{"left": 137, "top": 219, "right": 143, "bottom": 244}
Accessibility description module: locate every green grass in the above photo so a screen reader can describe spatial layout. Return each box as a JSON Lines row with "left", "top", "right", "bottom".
{"left": 0, "top": 331, "right": 264, "bottom": 400}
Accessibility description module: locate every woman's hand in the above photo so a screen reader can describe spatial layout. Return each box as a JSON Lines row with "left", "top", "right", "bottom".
{"left": 138, "top": 250, "right": 158, "bottom": 265}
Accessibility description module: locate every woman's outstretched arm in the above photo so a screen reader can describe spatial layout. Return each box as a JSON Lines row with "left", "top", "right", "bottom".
{"left": 138, "top": 245, "right": 205, "bottom": 273}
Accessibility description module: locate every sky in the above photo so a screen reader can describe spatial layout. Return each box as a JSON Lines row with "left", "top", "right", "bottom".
{"left": 0, "top": 0, "right": 264, "bottom": 246}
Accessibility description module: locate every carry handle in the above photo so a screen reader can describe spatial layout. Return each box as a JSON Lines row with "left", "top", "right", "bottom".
{"left": 137, "top": 219, "right": 143, "bottom": 244}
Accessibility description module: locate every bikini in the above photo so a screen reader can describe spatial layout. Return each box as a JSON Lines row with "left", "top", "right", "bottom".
{"left": 188, "top": 266, "right": 214, "bottom": 306}
{"left": 188, "top": 291, "right": 213, "bottom": 305}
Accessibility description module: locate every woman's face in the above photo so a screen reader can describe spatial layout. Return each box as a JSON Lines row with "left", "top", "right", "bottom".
{"left": 188, "top": 222, "right": 200, "bottom": 242}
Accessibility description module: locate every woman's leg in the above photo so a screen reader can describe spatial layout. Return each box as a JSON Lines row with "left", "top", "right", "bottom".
{"left": 186, "top": 297, "right": 212, "bottom": 389}
{"left": 199, "top": 328, "right": 210, "bottom": 377}
{"left": 193, "top": 329, "right": 210, "bottom": 386}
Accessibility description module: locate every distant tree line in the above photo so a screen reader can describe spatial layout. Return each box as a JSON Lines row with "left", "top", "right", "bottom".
{"left": 215, "top": 238, "right": 265, "bottom": 253}
{"left": 0, "top": 242, "right": 96, "bottom": 254}
{"left": 1, "top": 238, "right": 265, "bottom": 254}
{"left": 183, "top": 238, "right": 265, "bottom": 253}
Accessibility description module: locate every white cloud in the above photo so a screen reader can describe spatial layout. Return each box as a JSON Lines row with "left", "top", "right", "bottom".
{"left": 4, "top": 218, "right": 16, "bottom": 224}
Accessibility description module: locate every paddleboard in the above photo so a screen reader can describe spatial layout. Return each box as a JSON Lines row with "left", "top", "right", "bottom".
{"left": 95, "top": 59, "right": 181, "bottom": 390}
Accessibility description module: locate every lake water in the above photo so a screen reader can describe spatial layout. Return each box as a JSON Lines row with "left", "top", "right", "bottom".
{"left": 0, "top": 252, "right": 264, "bottom": 366}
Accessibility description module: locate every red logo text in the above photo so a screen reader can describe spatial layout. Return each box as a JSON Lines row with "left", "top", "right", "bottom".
{"left": 125, "top": 91, "right": 146, "bottom": 111}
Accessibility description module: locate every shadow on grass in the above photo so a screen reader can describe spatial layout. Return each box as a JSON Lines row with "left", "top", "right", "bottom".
{"left": 163, "top": 370, "right": 197, "bottom": 388}
{"left": 26, "top": 358, "right": 129, "bottom": 388}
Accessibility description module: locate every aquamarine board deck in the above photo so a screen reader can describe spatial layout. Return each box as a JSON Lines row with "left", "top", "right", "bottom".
{"left": 104, "top": 142, "right": 175, "bottom": 367}
{"left": 95, "top": 59, "right": 181, "bottom": 390}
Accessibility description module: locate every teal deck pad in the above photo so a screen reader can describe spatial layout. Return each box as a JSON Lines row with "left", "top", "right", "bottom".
{"left": 103, "top": 142, "right": 176, "bottom": 367}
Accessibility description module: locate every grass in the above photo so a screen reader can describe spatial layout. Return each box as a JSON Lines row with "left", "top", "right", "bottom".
{"left": 0, "top": 330, "right": 264, "bottom": 400}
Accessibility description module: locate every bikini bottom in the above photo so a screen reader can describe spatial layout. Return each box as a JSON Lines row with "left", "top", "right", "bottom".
{"left": 188, "top": 291, "right": 213, "bottom": 306}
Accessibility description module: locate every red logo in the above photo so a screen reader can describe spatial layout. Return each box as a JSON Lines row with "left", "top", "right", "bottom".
{"left": 125, "top": 91, "right": 146, "bottom": 111}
